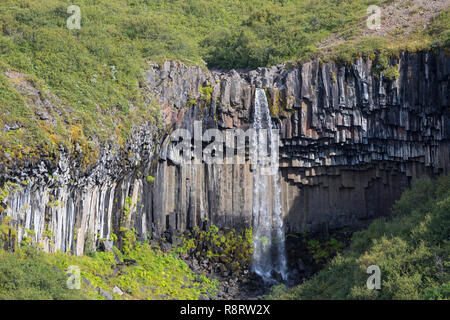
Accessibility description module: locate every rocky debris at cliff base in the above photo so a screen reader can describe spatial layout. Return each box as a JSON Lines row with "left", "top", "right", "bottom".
{"left": 180, "top": 252, "right": 291, "bottom": 299}
{"left": 206, "top": 272, "right": 269, "bottom": 300}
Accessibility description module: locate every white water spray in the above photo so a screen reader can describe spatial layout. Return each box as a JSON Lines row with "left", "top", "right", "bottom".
{"left": 251, "top": 88, "right": 288, "bottom": 282}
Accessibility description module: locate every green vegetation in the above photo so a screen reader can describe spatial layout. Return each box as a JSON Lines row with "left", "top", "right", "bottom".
{"left": 0, "top": 181, "right": 20, "bottom": 206}
{"left": 0, "top": 241, "right": 218, "bottom": 300}
{"left": 47, "top": 242, "right": 218, "bottom": 300}
{"left": 175, "top": 224, "right": 253, "bottom": 277}
{"left": 0, "top": 246, "right": 85, "bottom": 299}
{"left": 0, "top": 221, "right": 256, "bottom": 300}
{"left": 1, "top": 186, "right": 222, "bottom": 300}
{"left": 202, "top": 0, "right": 384, "bottom": 68}
{"left": 0, "top": 215, "right": 17, "bottom": 251}
{"left": 329, "top": 8, "right": 450, "bottom": 65}
{"left": 119, "top": 196, "right": 137, "bottom": 255}
{"left": 305, "top": 237, "right": 346, "bottom": 265}
{"left": 0, "top": 1, "right": 448, "bottom": 166}
{"left": 267, "top": 175, "right": 450, "bottom": 300}
{"left": 199, "top": 85, "right": 213, "bottom": 103}
{"left": 0, "top": 0, "right": 164, "bottom": 166}
{"left": 426, "top": 9, "right": 450, "bottom": 50}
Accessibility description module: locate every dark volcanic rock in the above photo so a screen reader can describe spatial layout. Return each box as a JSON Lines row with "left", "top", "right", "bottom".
{"left": 1, "top": 51, "right": 448, "bottom": 256}
{"left": 148, "top": 51, "right": 449, "bottom": 237}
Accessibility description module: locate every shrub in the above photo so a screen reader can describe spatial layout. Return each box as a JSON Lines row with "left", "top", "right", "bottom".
{"left": 175, "top": 224, "right": 253, "bottom": 277}
{"left": 271, "top": 175, "right": 450, "bottom": 300}
{"left": 0, "top": 247, "right": 86, "bottom": 300}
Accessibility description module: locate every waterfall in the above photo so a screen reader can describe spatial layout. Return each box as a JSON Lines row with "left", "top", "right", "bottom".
{"left": 251, "top": 88, "right": 288, "bottom": 282}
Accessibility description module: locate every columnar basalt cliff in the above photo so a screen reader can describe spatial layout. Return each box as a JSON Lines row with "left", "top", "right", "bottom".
{"left": 1, "top": 51, "right": 449, "bottom": 255}
{"left": 149, "top": 51, "right": 449, "bottom": 235}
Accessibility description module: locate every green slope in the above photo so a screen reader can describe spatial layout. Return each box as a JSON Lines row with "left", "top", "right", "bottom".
{"left": 0, "top": 242, "right": 218, "bottom": 300}
{"left": 267, "top": 175, "right": 450, "bottom": 300}
{"left": 0, "top": 0, "right": 448, "bottom": 167}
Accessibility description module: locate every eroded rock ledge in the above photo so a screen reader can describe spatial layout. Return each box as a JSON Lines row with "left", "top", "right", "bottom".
{"left": 1, "top": 50, "right": 449, "bottom": 255}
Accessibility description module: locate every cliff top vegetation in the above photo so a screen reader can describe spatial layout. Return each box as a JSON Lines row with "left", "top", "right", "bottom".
{"left": 0, "top": 0, "right": 448, "bottom": 166}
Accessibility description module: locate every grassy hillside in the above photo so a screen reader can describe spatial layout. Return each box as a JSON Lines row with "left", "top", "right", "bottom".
{"left": 0, "top": 247, "right": 86, "bottom": 299}
{"left": 0, "top": 242, "right": 218, "bottom": 300}
{"left": 0, "top": 0, "right": 448, "bottom": 167}
{"left": 267, "top": 175, "right": 450, "bottom": 300}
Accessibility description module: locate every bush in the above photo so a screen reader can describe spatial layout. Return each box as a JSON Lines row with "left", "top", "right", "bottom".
{"left": 0, "top": 247, "right": 86, "bottom": 300}
{"left": 0, "top": 240, "right": 218, "bottom": 300}
{"left": 271, "top": 175, "right": 450, "bottom": 300}
{"left": 174, "top": 224, "right": 253, "bottom": 277}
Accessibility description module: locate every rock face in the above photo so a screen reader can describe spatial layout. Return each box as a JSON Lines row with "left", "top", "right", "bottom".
{"left": 1, "top": 51, "right": 449, "bottom": 254}
{"left": 149, "top": 51, "right": 449, "bottom": 234}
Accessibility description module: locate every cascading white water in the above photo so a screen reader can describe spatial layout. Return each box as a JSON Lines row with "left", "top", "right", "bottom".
{"left": 251, "top": 88, "right": 288, "bottom": 282}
